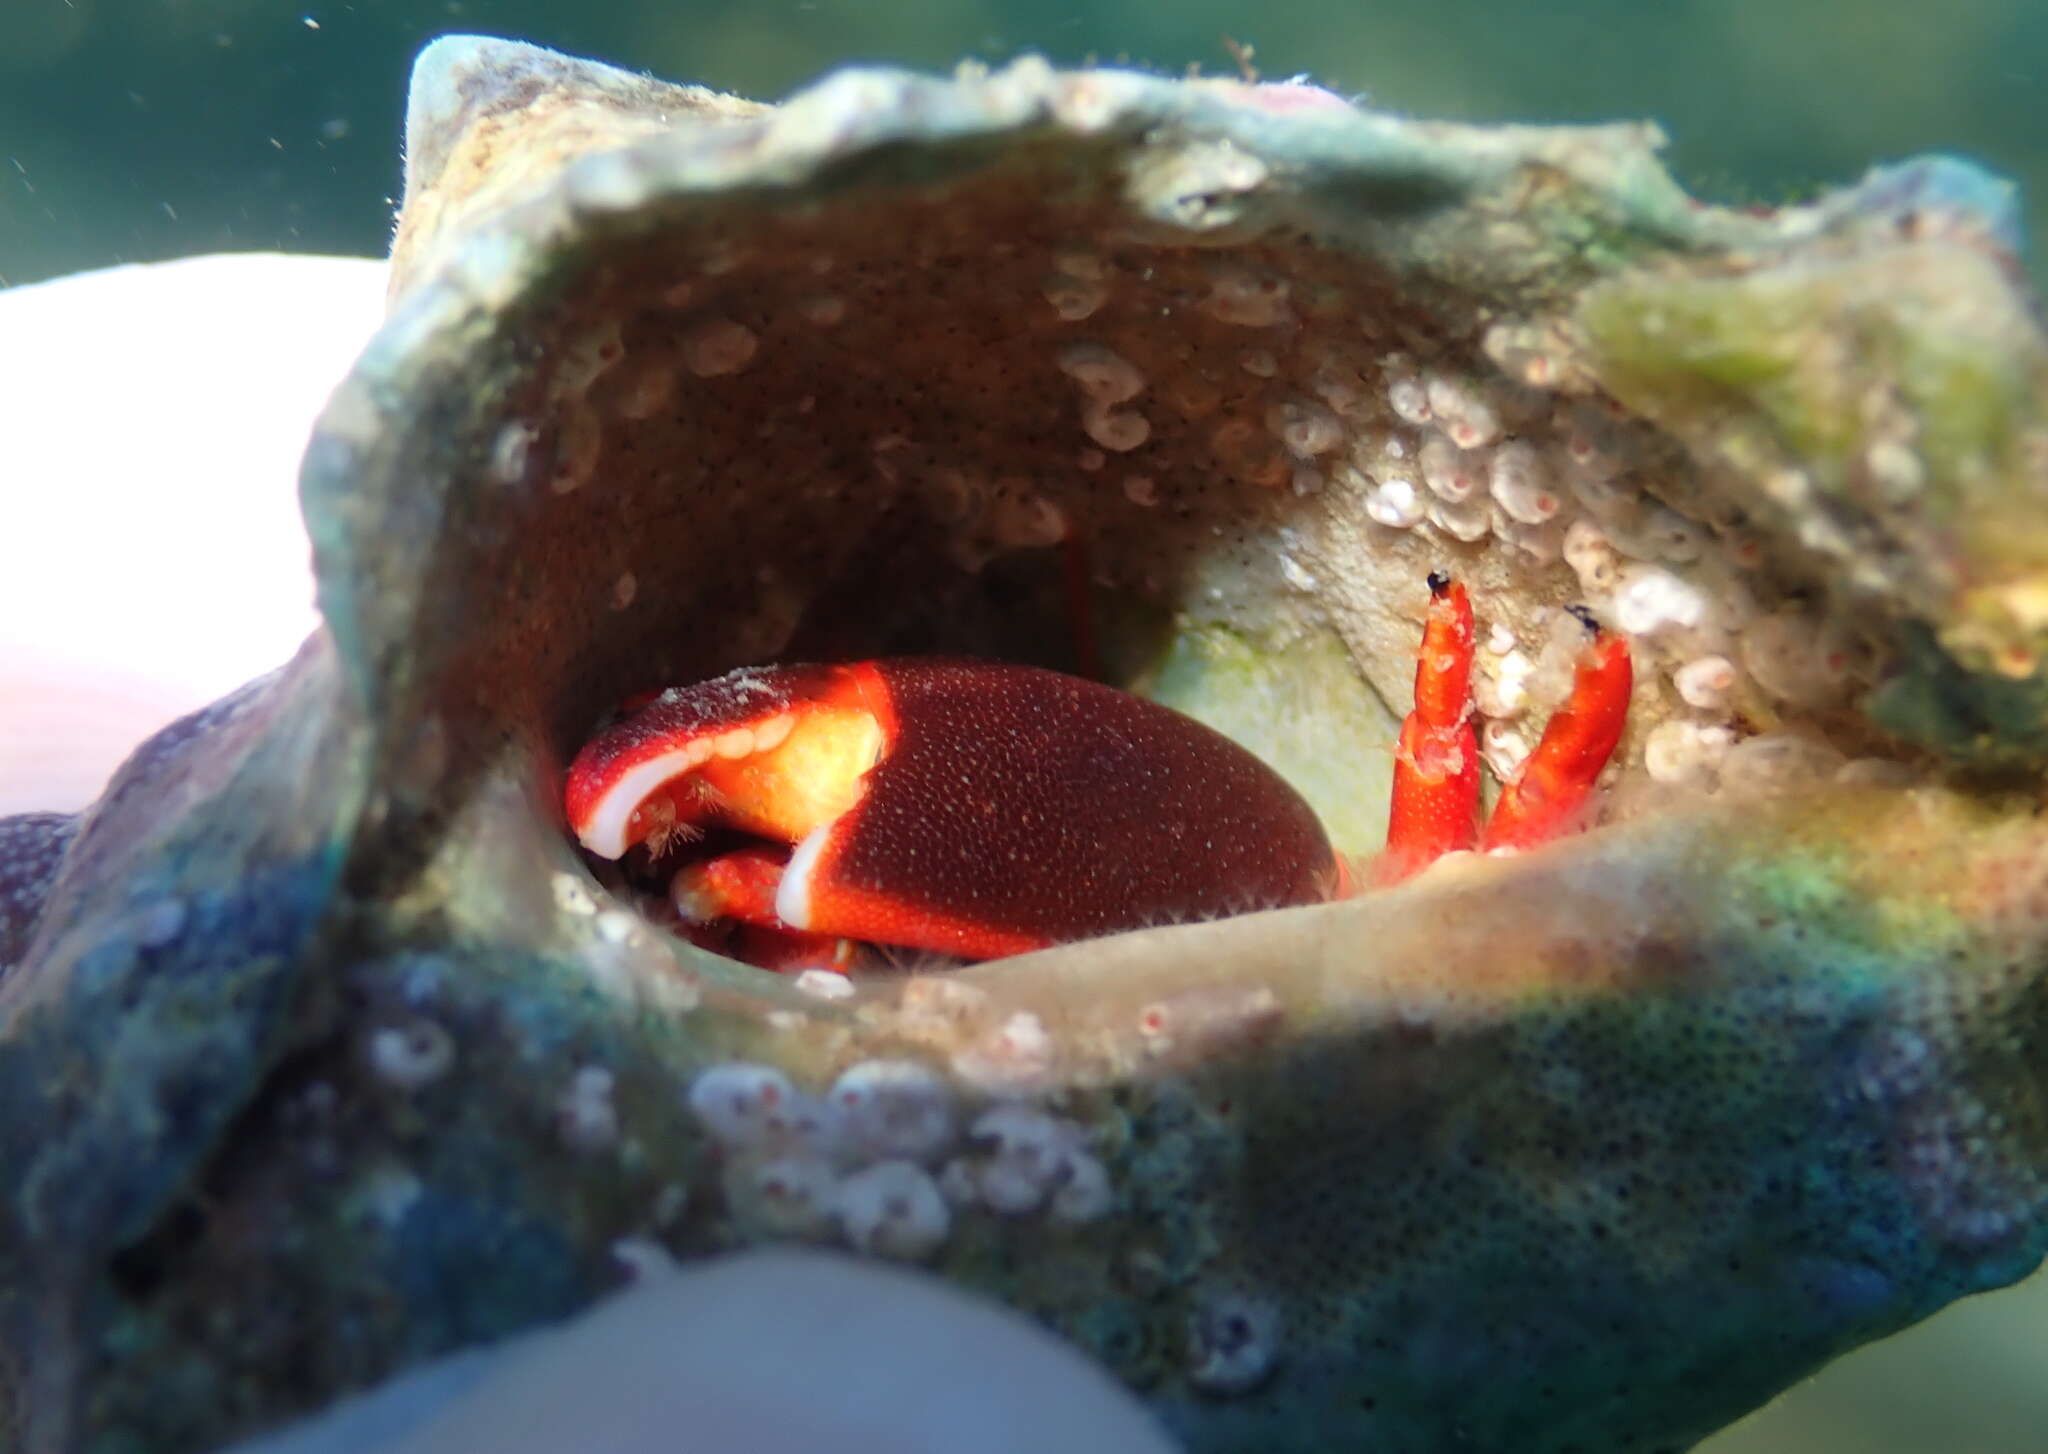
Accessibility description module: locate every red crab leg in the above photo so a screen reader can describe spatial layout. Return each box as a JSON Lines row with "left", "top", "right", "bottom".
{"left": 672, "top": 844, "right": 791, "bottom": 926}
{"left": 1480, "top": 612, "right": 1633, "bottom": 854}
{"left": 1375, "top": 571, "right": 1481, "bottom": 886}
{"left": 673, "top": 845, "right": 860, "bottom": 971}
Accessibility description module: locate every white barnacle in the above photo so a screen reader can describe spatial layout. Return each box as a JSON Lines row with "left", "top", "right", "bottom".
{"left": 738, "top": 1153, "right": 840, "bottom": 1238}
{"left": 1420, "top": 437, "right": 1483, "bottom": 503}
{"left": 1041, "top": 271, "right": 1109, "bottom": 321}
{"left": 556, "top": 1065, "right": 620, "bottom": 1153}
{"left": 1082, "top": 401, "right": 1151, "bottom": 453}
{"left": 1266, "top": 396, "right": 1344, "bottom": 458}
{"left": 613, "top": 361, "right": 675, "bottom": 421}
{"left": 829, "top": 1059, "right": 958, "bottom": 1163}
{"left": 366, "top": 1018, "right": 455, "bottom": 1092}
{"left": 833, "top": 1160, "right": 952, "bottom": 1261}
{"left": 1201, "top": 264, "right": 1292, "bottom": 327}
{"left": 1643, "top": 719, "right": 1733, "bottom": 787}
{"left": 793, "top": 968, "right": 855, "bottom": 1001}
{"left": 552, "top": 319, "right": 625, "bottom": 398}
{"left": 1492, "top": 509, "right": 1567, "bottom": 563}
{"left": 547, "top": 405, "right": 602, "bottom": 494}
{"left": 488, "top": 420, "right": 537, "bottom": 484}
{"left": 1610, "top": 564, "right": 1709, "bottom": 636}
{"left": 1674, "top": 654, "right": 1738, "bottom": 710}
{"left": 686, "top": 1062, "right": 815, "bottom": 1150}
{"left": 951, "top": 1010, "right": 1057, "bottom": 1091}
{"left": 679, "top": 316, "right": 759, "bottom": 377}
{"left": 1638, "top": 505, "right": 1708, "bottom": 563}
{"left": 1238, "top": 347, "right": 1279, "bottom": 378}
{"left": 1187, "top": 1290, "right": 1284, "bottom": 1395}
{"left": 1479, "top": 718, "right": 1532, "bottom": 780}
{"left": 1474, "top": 649, "right": 1535, "bottom": 720}
{"left": 990, "top": 488, "right": 1069, "bottom": 548}
{"left": 1386, "top": 373, "right": 1432, "bottom": 426}
{"left": 1488, "top": 441, "right": 1560, "bottom": 524}
{"left": 1364, "top": 476, "right": 1426, "bottom": 529}
{"left": 969, "top": 1103, "right": 1086, "bottom": 1215}
{"left": 1427, "top": 495, "right": 1492, "bottom": 543}
{"left": 1563, "top": 518, "right": 1621, "bottom": 595}
{"left": 1424, "top": 372, "right": 1502, "bottom": 448}
{"left": 1049, "top": 1150, "right": 1115, "bottom": 1224}
{"left": 1740, "top": 609, "right": 1829, "bottom": 704}
{"left": 1055, "top": 342, "right": 1146, "bottom": 404}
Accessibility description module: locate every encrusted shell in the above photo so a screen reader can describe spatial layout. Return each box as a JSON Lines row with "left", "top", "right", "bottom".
{"left": 5, "top": 34, "right": 2048, "bottom": 1454}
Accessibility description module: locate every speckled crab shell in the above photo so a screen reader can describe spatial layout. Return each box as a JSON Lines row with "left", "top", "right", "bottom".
{"left": 6, "top": 34, "right": 2048, "bottom": 1454}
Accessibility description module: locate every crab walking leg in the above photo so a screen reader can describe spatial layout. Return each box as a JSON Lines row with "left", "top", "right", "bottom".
{"left": 672, "top": 844, "right": 790, "bottom": 926}
{"left": 1375, "top": 571, "right": 1482, "bottom": 886}
{"left": 672, "top": 846, "right": 860, "bottom": 971}
{"left": 1481, "top": 617, "right": 1633, "bottom": 853}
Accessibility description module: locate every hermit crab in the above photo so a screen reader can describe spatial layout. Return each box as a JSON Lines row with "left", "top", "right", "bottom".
{"left": 8, "top": 33, "right": 2048, "bottom": 1454}
{"left": 564, "top": 575, "right": 1630, "bottom": 970}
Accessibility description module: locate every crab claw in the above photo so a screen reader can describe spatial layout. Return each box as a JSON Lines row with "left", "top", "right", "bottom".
{"left": 566, "top": 659, "right": 1340, "bottom": 964}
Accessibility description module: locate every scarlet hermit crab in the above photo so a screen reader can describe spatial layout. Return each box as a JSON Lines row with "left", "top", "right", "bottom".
{"left": 565, "top": 572, "right": 1632, "bottom": 970}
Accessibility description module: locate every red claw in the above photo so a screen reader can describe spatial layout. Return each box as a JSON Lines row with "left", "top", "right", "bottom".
{"left": 566, "top": 659, "right": 1340, "bottom": 969}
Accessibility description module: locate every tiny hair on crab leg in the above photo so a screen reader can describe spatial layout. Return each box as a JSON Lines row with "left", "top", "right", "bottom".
{"left": 574, "top": 736, "right": 723, "bottom": 858}
{"left": 564, "top": 663, "right": 880, "bottom": 859}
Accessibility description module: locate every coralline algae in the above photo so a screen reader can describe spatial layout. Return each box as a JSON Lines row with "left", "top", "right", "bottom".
{"left": 3, "top": 33, "right": 2048, "bottom": 1453}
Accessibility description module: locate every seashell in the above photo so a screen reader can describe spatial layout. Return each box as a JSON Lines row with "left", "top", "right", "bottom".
{"left": 5, "top": 35, "right": 2048, "bottom": 1454}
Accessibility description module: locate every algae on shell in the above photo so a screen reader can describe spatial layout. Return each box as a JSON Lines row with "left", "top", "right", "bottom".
{"left": 5, "top": 33, "right": 2048, "bottom": 1453}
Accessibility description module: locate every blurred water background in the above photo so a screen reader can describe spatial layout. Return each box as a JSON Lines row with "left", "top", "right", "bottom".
{"left": 2, "top": 1, "right": 2046, "bottom": 1449}
{"left": 1, "top": 0, "right": 2043, "bottom": 285}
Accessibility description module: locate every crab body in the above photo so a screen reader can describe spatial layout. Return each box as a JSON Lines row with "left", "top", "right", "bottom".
{"left": 567, "top": 578, "right": 1631, "bottom": 969}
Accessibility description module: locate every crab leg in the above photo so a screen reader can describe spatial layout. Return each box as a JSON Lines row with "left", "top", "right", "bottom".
{"left": 672, "top": 845, "right": 859, "bottom": 972}
{"left": 1375, "top": 571, "right": 1481, "bottom": 885}
{"left": 1480, "top": 611, "right": 1633, "bottom": 854}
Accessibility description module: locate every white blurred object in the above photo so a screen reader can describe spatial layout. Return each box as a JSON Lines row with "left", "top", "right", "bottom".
{"left": 0, "top": 252, "right": 385, "bottom": 813}
{"left": 225, "top": 1248, "right": 1178, "bottom": 1454}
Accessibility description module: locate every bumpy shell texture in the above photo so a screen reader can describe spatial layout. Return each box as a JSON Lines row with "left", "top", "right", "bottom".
{"left": 6, "top": 33, "right": 2048, "bottom": 1454}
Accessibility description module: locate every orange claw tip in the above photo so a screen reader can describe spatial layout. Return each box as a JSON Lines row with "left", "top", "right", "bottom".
{"left": 563, "top": 663, "right": 873, "bottom": 859}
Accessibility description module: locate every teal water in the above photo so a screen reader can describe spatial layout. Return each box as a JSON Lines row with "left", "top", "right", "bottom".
{"left": 0, "top": 0, "right": 2041, "bottom": 286}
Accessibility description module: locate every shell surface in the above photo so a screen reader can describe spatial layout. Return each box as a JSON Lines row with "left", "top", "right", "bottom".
{"left": 5, "top": 34, "right": 2048, "bottom": 1453}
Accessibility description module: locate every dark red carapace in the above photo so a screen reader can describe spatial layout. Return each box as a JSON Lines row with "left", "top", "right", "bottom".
{"left": 565, "top": 659, "right": 1344, "bottom": 967}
